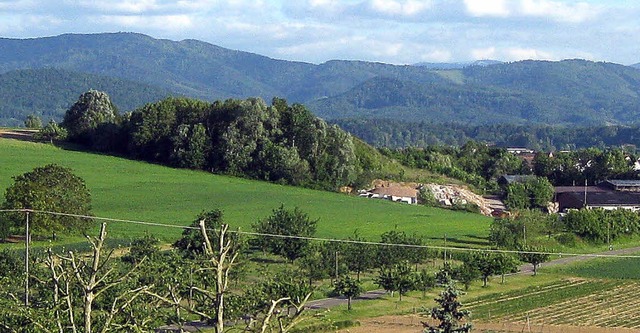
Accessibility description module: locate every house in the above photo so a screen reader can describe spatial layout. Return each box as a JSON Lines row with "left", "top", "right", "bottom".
{"left": 363, "top": 186, "right": 419, "bottom": 205}
{"left": 554, "top": 179, "right": 640, "bottom": 211}
{"left": 600, "top": 180, "right": 640, "bottom": 192}
{"left": 506, "top": 147, "right": 535, "bottom": 154}
{"left": 556, "top": 191, "right": 640, "bottom": 212}
{"left": 497, "top": 174, "right": 537, "bottom": 187}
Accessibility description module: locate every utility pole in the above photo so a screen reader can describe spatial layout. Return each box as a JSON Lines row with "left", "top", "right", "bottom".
{"left": 25, "top": 210, "right": 30, "bottom": 307}
{"left": 335, "top": 251, "right": 339, "bottom": 280}
{"left": 523, "top": 224, "right": 526, "bottom": 247}
{"left": 443, "top": 234, "right": 447, "bottom": 263}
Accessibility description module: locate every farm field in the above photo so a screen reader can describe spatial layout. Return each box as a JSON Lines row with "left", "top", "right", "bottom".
{"left": 332, "top": 253, "right": 640, "bottom": 333}
{"left": 0, "top": 138, "right": 491, "bottom": 245}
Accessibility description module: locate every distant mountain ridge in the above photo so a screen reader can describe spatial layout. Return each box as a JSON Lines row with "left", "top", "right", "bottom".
{"left": 412, "top": 60, "right": 503, "bottom": 69}
{"left": 2, "top": 32, "right": 640, "bottom": 127}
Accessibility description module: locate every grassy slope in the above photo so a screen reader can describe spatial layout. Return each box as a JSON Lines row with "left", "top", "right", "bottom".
{"left": 0, "top": 138, "right": 490, "bottom": 244}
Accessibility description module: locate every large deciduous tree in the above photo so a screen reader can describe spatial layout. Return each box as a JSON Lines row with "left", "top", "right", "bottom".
{"left": 62, "top": 90, "right": 118, "bottom": 144}
{"left": 252, "top": 205, "right": 318, "bottom": 262}
{"left": 1, "top": 164, "right": 92, "bottom": 236}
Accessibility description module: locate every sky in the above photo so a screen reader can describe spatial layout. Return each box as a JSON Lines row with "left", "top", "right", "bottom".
{"left": 1, "top": 0, "right": 639, "bottom": 65}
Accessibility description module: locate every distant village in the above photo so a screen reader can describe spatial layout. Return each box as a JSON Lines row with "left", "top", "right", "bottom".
{"left": 359, "top": 147, "right": 640, "bottom": 216}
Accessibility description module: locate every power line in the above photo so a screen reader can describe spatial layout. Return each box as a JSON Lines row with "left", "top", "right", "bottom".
{"left": 4, "top": 209, "right": 640, "bottom": 259}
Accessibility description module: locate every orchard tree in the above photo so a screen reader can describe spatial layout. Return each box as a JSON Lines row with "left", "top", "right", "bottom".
{"left": 518, "top": 246, "right": 551, "bottom": 276}
{"left": 62, "top": 90, "right": 118, "bottom": 144}
{"left": 376, "top": 261, "right": 415, "bottom": 301}
{"left": 343, "top": 230, "right": 376, "bottom": 281}
{"left": 252, "top": 205, "right": 317, "bottom": 262}
{"left": 333, "top": 275, "right": 363, "bottom": 310}
{"left": 174, "top": 210, "right": 244, "bottom": 259}
{"left": 1, "top": 164, "right": 92, "bottom": 236}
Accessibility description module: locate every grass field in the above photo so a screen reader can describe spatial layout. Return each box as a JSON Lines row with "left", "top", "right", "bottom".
{"left": 0, "top": 138, "right": 491, "bottom": 245}
{"left": 547, "top": 254, "right": 640, "bottom": 280}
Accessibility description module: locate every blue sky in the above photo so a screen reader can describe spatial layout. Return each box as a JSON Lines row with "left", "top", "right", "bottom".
{"left": 1, "top": 0, "right": 639, "bottom": 65}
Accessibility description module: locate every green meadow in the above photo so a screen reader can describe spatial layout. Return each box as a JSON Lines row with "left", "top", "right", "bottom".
{"left": 0, "top": 138, "right": 491, "bottom": 245}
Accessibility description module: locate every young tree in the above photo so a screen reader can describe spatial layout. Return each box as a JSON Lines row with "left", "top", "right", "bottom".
{"left": 252, "top": 205, "right": 317, "bottom": 262}
{"left": 423, "top": 279, "right": 472, "bottom": 333}
{"left": 464, "top": 252, "right": 501, "bottom": 287}
{"left": 416, "top": 268, "right": 437, "bottom": 297}
{"left": 518, "top": 246, "right": 551, "bottom": 276}
{"left": 333, "top": 275, "right": 363, "bottom": 310}
{"left": 34, "top": 120, "right": 68, "bottom": 144}
{"left": 343, "top": 230, "right": 376, "bottom": 281}
{"left": 452, "top": 263, "right": 480, "bottom": 291}
{"left": 1, "top": 164, "right": 92, "bottom": 236}
{"left": 173, "top": 210, "right": 243, "bottom": 259}
{"left": 376, "top": 261, "right": 415, "bottom": 301}
{"left": 24, "top": 114, "right": 42, "bottom": 129}
{"left": 122, "top": 234, "right": 160, "bottom": 265}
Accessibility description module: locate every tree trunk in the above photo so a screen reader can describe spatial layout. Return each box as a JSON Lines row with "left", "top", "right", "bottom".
{"left": 347, "top": 296, "right": 352, "bottom": 310}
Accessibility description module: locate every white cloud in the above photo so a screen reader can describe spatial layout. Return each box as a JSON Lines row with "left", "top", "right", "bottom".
{"left": 471, "top": 47, "right": 497, "bottom": 60}
{"left": 464, "top": 0, "right": 510, "bottom": 17}
{"left": 368, "top": 0, "right": 432, "bottom": 17}
{"left": 419, "top": 48, "right": 452, "bottom": 62}
{"left": 518, "top": 0, "right": 600, "bottom": 23}
{"left": 504, "top": 47, "right": 553, "bottom": 61}
{"left": 99, "top": 14, "right": 194, "bottom": 31}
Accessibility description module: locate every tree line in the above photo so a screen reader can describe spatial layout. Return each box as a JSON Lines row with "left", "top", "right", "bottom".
{"left": 36, "top": 90, "right": 393, "bottom": 191}
{"left": 335, "top": 118, "right": 640, "bottom": 151}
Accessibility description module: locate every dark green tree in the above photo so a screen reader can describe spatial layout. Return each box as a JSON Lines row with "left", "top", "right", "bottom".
{"left": 252, "top": 205, "right": 318, "bottom": 262}
{"left": 504, "top": 182, "right": 529, "bottom": 210}
{"left": 333, "top": 275, "right": 363, "bottom": 310}
{"left": 423, "top": 279, "right": 472, "bottom": 333}
{"left": 174, "top": 210, "right": 244, "bottom": 259}
{"left": 62, "top": 90, "right": 118, "bottom": 144}
{"left": 1, "top": 164, "right": 92, "bottom": 236}
{"left": 122, "top": 234, "right": 160, "bottom": 265}
{"left": 170, "top": 123, "right": 211, "bottom": 169}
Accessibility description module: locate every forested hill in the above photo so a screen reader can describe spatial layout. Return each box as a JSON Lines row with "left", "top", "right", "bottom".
{"left": 0, "top": 68, "right": 172, "bottom": 126}
{"left": 2, "top": 33, "right": 640, "bottom": 127}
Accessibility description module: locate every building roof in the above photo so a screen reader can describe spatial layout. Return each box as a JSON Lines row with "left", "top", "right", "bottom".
{"left": 554, "top": 186, "right": 609, "bottom": 194}
{"left": 556, "top": 191, "right": 640, "bottom": 211}
{"left": 605, "top": 180, "right": 640, "bottom": 188}
{"left": 498, "top": 174, "right": 536, "bottom": 185}
{"left": 370, "top": 186, "right": 419, "bottom": 198}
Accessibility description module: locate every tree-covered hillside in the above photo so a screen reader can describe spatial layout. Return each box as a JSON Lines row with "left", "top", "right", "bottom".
{"left": 0, "top": 68, "right": 171, "bottom": 126}
{"left": 334, "top": 118, "right": 640, "bottom": 151}
{"left": 3, "top": 33, "right": 640, "bottom": 130}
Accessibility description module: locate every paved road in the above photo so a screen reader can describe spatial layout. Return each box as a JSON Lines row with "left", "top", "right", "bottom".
{"left": 519, "top": 245, "right": 640, "bottom": 274}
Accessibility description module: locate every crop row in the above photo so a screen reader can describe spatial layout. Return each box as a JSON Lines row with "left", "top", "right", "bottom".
{"left": 467, "top": 279, "right": 624, "bottom": 320}
{"left": 473, "top": 280, "right": 640, "bottom": 329}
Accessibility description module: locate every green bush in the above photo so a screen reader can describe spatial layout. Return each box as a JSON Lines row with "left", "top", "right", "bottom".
{"left": 555, "top": 232, "right": 578, "bottom": 247}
